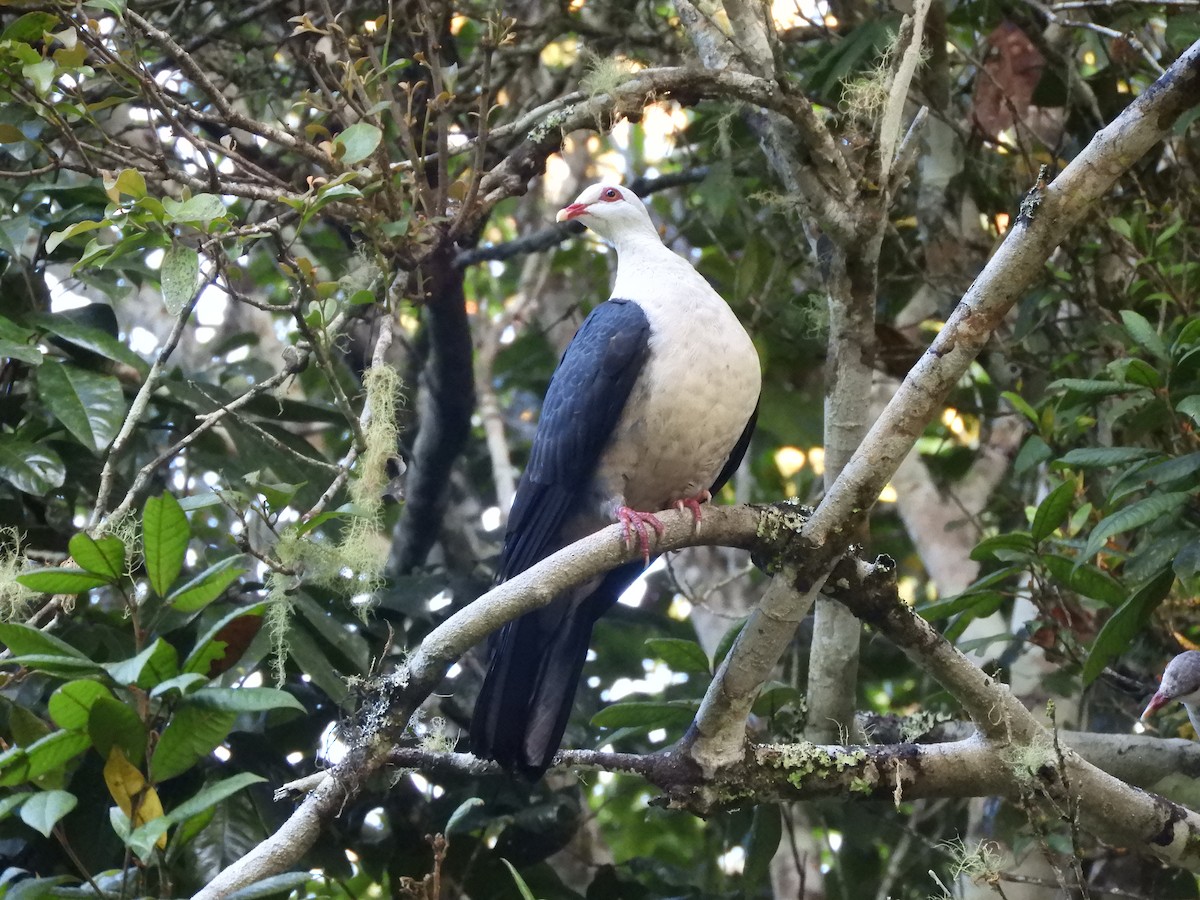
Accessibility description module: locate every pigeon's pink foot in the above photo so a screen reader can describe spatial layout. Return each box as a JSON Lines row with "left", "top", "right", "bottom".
{"left": 617, "top": 506, "right": 665, "bottom": 565}
{"left": 674, "top": 490, "right": 712, "bottom": 530}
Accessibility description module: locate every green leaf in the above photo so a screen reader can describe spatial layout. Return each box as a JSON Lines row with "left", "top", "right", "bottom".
{"left": 445, "top": 797, "right": 484, "bottom": 836}
{"left": 1082, "top": 570, "right": 1175, "bottom": 685}
{"left": 1178, "top": 395, "right": 1200, "bottom": 429}
{"left": 167, "top": 556, "right": 247, "bottom": 613}
{"left": 48, "top": 680, "right": 114, "bottom": 731}
{"left": 149, "top": 672, "right": 208, "bottom": 699}
{"left": 17, "top": 567, "right": 111, "bottom": 594}
{"left": 0, "top": 622, "right": 89, "bottom": 659}
{"left": 970, "top": 532, "right": 1034, "bottom": 563}
{"left": 46, "top": 218, "right": 107, "bottom": 253}
{"left": 919, "top": 589, "right": 1007, "bottom": 622}
{"left": 1041, "top": 555, "right": 1126, "bottom": 606}
{"left": 2, "top": 12, "right": 61, "bottom": 42}
{"left": 161, "top": 194, "right": 226, "bottom": 226}
{"left": 590, "top": 700, "right": 698, "bottom": 730}
{"left": 1056, "top": 447, "right": 1157, "bottom": 468}
{"left": 89, "top": 696, "right": 147, "bottom": 767}
{"left": 1031, "top": 481, "right": 1074, "bottom": 543}
{"left": 143, "top": 492, "right": 189, "bottom": 596}
{"left": 160, "top": 244, "right": 199, "bottom": 314}
{"left": 68, "top": 533, "right": 125, "bottom": 582}
{"left": 1048, "top": 378, "right": 1146, "bottom": 397}
{"left": 644, "top": 637, "right": 710, "bottom": 674}
{"left": 19, "top": 790, "right": 76, "bottom": 837}
{"left": 163, "top": 773, "right": 266, "bottom": 828}
{"left": 183, "top": 604, "right": 266, "bottom": 676}
{"left": 187, "top": 687, "right": 304, "bottom": 713}
{"left": 1083, "top": 492, "right": 1193, "bottom": 560}
{"left": 334, "top": 123, "right": 382, "bottom": 165}
{"left": 1120, "top": 309, "right": 1168, "bottom": 362}
{"left": 34, "top": 313, "right": 148, "bottom": 375}
{"left": 0, "top": 339, "right": 42, "bottom": 365}
{"left": 36, "top": 362, "right": 126, "bottom": 452}
{"left": 500, "top": 859, "right": 538, "bottom": 900}
{"left": 223, "top": 873, "right": 321, "bottom": 900}
{"left": 22, "top": 731, "right": 90, "bottom": 783}
{"left": 103, "top": 638, "right": 179, "bottom": 690}
{"left": 1002, "top": 391, "right": 1039, "bottom": 424}
{"left": 151, "top": 704, "right": 237, "bottom": 782}
{"left": 744, "top": 804, "right": 782, "bottom": 889}
{"left": 0, "top": 435, "right": 65, "bottom": 495}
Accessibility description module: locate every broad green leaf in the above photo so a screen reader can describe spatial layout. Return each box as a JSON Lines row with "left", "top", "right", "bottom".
{"left": 103, "top": 638, "right": 179, "bottom": 690}
{"left": 143, "top": 492, "right": 189, "bottom": 596}
{"left": 644, "top": 637, "right": 710, "bottom": 675}
{"left": 0, "top": 339, "right": 43, "bottom": 365}
{"left": 744, "top": 804, "right": 783, "bottom": 888}
{"left": 37, "top": 362, "right": 126, "bottom": 452}
{"left": 1031, "top": 481, "right": 1074, "bottom": 543}
{"left": 160, "top": 244, "right": 199, "bottom": 314}
{"left": 1048, "top": 378, "right": 1146, "bottom": 397}
{"left": 162, "top": 772, "right": 266, "bottom": 827}
{"left": 1041, "top": 555, "right": 1126, "bottom": 606}
{"left": 162, "top": 193, "right": 226, "bottom": 226}
{"left": 103, "top": 168, "right": 146, "bottom": 200}
{"left": 970, "top": 532, "right": 1035, "bottom": 562}
{"left": 2, "top": 655, "right": 106, "bottom": 678}
{"left": 149, "top": 673, "right": 208, "bottom": 699}
{"left": 68, "top": 532, "right": 125, "bottom": 582}
{"left": 1083, "top": 492, "right": 1193, "bottom": 560}
{"left": 334, "top": 122, "right": 382, "bottom": 165}
{"left": 590, "top": 700, "right": 698, "bottom": 730}
{"left": 34, "top": 313, "right": 148, "bottom": 374}
{"left": 1056, "top": 447, "right": 1157, "bottom": 468}
{"left": 17, "top": 567, "right": 110, "bottom": 594}
{"left": 0, "top": 793, "right": 27, "bottom": 820}
{"left": 23, "top": 731, "right": 90, "bottom": 783}
{"left": 1120, "top": 309, "right": 1168, "bottom": 362}
{"left": 187, "top": 687, "right": 304, "bottom": 713}
{"left": 0, "top": 435, "right": 65, "bottom": 495}
{"left": 48, "top": 680, "right": 113, "bottom": 731}
{"left": 2, "top": 12, "right": 61, "bottom": 42}
{"left": 166, "top": 557, "right": 246, "bottom": 613}
{"left": 919, "top": 589, "right": 1007, "bottom": 622}
{"left": 222, "top": 873, "right": 313, "bottom": 900}
{"left": 1002, "top": 391, "right": 1038, "bottom": 424}
{"left": 445, "top": 797, "right": 484, "bottom": 836}
{"left": 285, "top": 621, "right": 348, "bottom": 703}
{"left": 89, "top": 696, "right": 147, "bottom": 767}
{"left": 183, "top": 603, "right": 266, "bottom": 676}
{"left": 1083, "top": 570, "right": 1175, "bottom": 685}
{"left": 293, "top": 594, "right": 371, "bottom": 673}
{"left": 1178, "top": 395, "right": 1200, "bottom": 428}
{"left": 151, "top": 704, "right": 237, "bottom": 782}
{"left": 19, "top": 790, "right": 76, "bottom": 837}
{"left": 46, "top": 218, "right": 107, "bottom": 253}
{"left": 0, "top": 622, "right": 89, "bottom": 659}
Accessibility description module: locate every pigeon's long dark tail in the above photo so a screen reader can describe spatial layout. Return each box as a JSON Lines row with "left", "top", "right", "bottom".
{"left": 471, "top": 563, "right": 641, "bottom": 779}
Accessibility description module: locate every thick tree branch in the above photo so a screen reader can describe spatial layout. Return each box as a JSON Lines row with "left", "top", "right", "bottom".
{"left": 690, "top": 37, "right": 1200, "bottom": 771}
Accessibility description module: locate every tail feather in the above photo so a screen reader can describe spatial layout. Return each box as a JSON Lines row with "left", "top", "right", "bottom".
{"left": 472, "top": 564, "right": 641, "bottom": 778}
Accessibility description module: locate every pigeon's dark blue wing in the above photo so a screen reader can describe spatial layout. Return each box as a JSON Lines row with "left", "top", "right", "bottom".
{"left": 473, "top": 299, "right": 650, "bottom": 777}
{"left": 498, "top": 298, "right": 651, "bottom": 579}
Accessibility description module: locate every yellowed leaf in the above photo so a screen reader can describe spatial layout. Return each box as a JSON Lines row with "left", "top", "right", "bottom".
{"left": 103, "top": 747, "right": 167, "bottom": 849}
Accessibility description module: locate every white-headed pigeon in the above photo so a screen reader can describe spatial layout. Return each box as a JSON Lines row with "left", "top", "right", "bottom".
{"left": 470, "top": 183, "right": 762, "bottom": 777}
{"left": 1142, "top": 650, "right": 1200, "bottom": 736}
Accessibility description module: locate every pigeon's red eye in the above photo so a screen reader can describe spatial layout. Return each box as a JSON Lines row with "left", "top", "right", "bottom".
{"left": 601, "top": 188, "right": 620, "bottom": 201}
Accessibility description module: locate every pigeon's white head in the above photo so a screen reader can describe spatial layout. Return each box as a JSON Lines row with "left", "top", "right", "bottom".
{"left": 1142, "top": 650, "right": 1200, "bottom": 719}
{"left": 556, "top": 183, "right": 659, "bottom": 245}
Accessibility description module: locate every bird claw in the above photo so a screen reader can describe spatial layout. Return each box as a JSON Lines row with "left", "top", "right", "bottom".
{"left": 617, "top": 506, "right": 665, "bottom": 565}
{"left": 673, "top": 490, "right": 712, "bottom": 533}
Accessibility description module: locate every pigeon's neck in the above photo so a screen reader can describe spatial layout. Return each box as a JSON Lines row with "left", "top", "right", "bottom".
{"left": 610, "top": 234, "right": 698, "bottom": 306}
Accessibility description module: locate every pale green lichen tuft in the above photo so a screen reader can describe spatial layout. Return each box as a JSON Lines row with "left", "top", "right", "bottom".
{"left": 580, "top": 52, "right": 636, "bottom": 100}
{"left": 264, "top": 573, "right": 293, "bottom": 686}
{"left": 941, "top": 837, "right": 1006, "bottom": 888}
{"left": 0, "top": 528, "right": 34, "bottom": 622}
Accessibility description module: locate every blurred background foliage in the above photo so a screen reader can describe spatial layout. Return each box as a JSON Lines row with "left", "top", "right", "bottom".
{"left": 0, "top": 0, "right": 1197, "bottom": 897}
